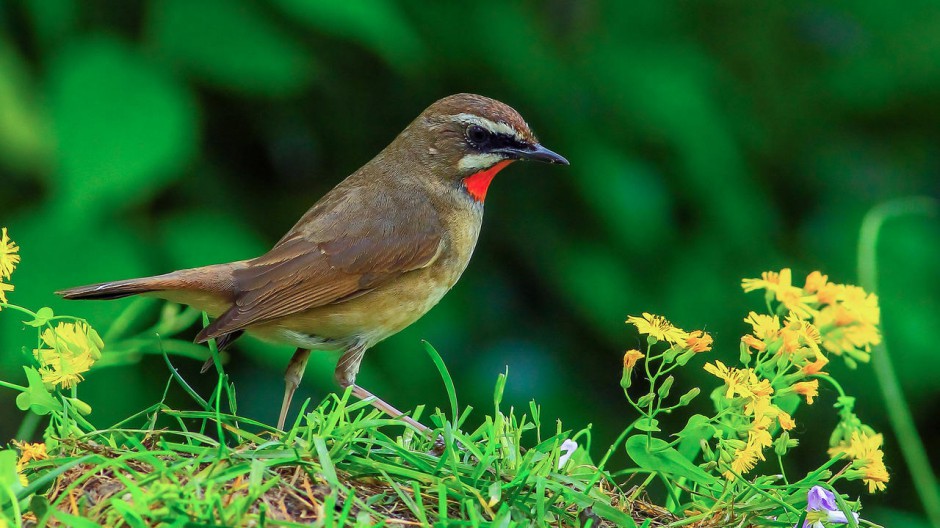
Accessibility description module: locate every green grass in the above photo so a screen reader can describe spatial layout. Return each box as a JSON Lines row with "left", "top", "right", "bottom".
{"left": 16, "top": 341, "right": 643, "bottom": 527}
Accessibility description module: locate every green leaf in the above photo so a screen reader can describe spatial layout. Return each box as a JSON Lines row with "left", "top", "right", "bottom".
{"left": 422, "top": 341, "right": 457, "bottom": 423}
{"left": 633, "top": 417, "right": 660, "bottom": 432}
{"left": 50, "top": 509, "right": 102, "bottom": 528}
{"left": 15, "top": 367, "right": 58, "bottom": 416}
{"left": 676, "top": 414, "right": 716, "bottom": 462}
{"left": 625, "top": 435, "right": 717, "bottom": 487}
{"left": 49, "top": 36, "right": 196, "bottom": 217}
{"left": 29, "top": 494, "right": 51, "bottom": 524}
{"left": 150, "top": 0, "right": 315, "bottom": 97}
{"left": 23, "top": 307, "right": 53, "bottom": 327}
{"left": 0, "top": 450, "right": 21, "bottom": 490}
{"left": 109, "top": 498, "right": 148, "bottom": 528}
{"left": 589, "top": 500, "right": 638, "bottom": 527}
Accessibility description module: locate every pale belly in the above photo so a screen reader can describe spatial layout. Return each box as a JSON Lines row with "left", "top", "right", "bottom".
{"left": 248, "top": 263, "right": 463, "bottom": 351}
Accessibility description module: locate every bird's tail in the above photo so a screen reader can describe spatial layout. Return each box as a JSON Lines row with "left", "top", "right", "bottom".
{"left": 56, "top": 275, "right": 166, "bottom": 300}
{"left": 56, "top": 263, "right": 244, "bottom": 305}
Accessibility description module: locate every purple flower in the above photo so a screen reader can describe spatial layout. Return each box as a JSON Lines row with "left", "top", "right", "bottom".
{"left": 807, "top": 486, "right": 839, "bottom": 511}
{"left": 802, "top": 486, "right": 860, "bottom": 528}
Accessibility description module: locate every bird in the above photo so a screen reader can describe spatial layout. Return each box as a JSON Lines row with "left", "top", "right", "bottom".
{"left": 57, "top": 93, "right": 569, "bottom": 431}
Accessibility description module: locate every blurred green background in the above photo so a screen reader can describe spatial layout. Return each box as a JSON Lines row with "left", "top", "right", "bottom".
{"left": 1, "top": 0, "right": 938, "bottom": 523}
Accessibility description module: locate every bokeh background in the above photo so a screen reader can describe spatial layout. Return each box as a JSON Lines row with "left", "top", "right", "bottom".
{"left": 2, "top": 1, "right": 939, "bottom": 523}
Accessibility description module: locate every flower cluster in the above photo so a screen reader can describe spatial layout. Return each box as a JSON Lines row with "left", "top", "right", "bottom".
{"left": 622, "top": 269, "right": 889, "bottom": 499}
{"left": 623, "top": 313, "right": 712, "bottom": 390}
{"left": 742, "top": 269, "right": 880, "bottom": 367}
{"left": 703, "top": 360, "right": 795, "bottom": 479}
{"left": 33, "top": 322, "right": 104, "bottom": 389}
{"left": 828, "top": 397, "right": 890, "bottom": 493}
{"left": 0, "top": 227, "right": 20, "bottom": 306}
{"left": 12, "top": 441, "right": 48, "bottom": 486}
{"left": 622, "top": 314, "right": 710, "bottom": 430}
{"left": 724, "top": 269, "right": 888, "bottom": 492}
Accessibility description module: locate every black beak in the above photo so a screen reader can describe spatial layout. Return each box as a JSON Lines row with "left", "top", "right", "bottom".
{"left": 496, "top": 143, "right": 569, "bottom": 165}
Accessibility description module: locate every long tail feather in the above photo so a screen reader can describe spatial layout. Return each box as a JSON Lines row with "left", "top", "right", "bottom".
{"left": 56, "top": 277, "right": 163, "bottom": 300}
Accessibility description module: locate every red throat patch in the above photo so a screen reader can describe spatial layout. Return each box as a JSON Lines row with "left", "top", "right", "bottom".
{"left": 463, "top": 160, "right": 514, "bottom": 202}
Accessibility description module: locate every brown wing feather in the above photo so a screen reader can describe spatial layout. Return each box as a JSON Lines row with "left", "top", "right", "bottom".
{"left": 195, "top": 184, "right": 443, "bottom": 342}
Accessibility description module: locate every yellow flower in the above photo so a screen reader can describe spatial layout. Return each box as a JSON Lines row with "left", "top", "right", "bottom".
{"left": 816, "top": 282, "right": 841, "bottom": 305}
{"left": 12, "top": 440, "right": 48, "bottom": 486}
{"left": 778, "top": 411, "right": 796, "bottom": 431}
{"left": 778, "top": 315, "right": 822, "bottom": 357}
{"left": 626, "top": 313, "right": 688, "bottom": 344}
{"left": 742, "top": 269, "right": 816, "bottom": 318}
{"left": 829, "top": 430, "right": 882, "bottom": 459}
{"left": 705, "top": 361, "right": 770, "bottom": 400}
{"left": 803, "top": 271, "right": 829, "bottom": 294}
{"left": 744, "top": 312, "right": 780, "bottom": 340}
{"left": 684, "top": 330, "right": 712, "bottom": 352}
{"left": 741, "top": 269, "right": 784, "bottom": 293}
{"left": 792, "top": 380, "right": 819, "bottom": 404}
{"left": 727, "top": 441, "right": 761, "bottom": 478}
{"left": 839, "top": 286, "right": 880, "bottom": 325}
{"left": 861, "top": 460, "right": 890, "bottom": 493}
{"left": 704, "top": 361, "right": 738, "bottom": 398}
{"left": 815, "top": 285, "right": 881, "bottom": 360}
{"left": 801, "top": 353, "right": 829, "bottom": 375}
{"left": 33, "top": 321, "right": 104, "bottom": 389}
{"left": 0, "top": 227, "right": 20, "bottom": 280}
{"left": 741, "top": 334, "right": 765, "bottom": 352}
{"left": 829, "top": 431, "right": 889, "bottom": 493}
{"left": 724, "top": 432, "right": 772, "bottom": 479}
{"left": 622, "top": 349, "right": 644, "bottom": 369}
{"left": 749, "top": 428, "right": 773, "bottom": 451}
{"left": 0, "top": 281, "right": 12, "bottom": 306}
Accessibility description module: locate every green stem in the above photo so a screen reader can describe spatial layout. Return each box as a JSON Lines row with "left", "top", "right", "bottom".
{"left": 857, "top": 196, "right": 940, "bottom": 527}
{"left": 584, "top": 423, "right": 636, "bottom": 491}
{"left": 813, "top": 374, "right": 847, "bottom": 399}
{"left": 0, "top": 379, "right": 27, "bottom": 392}
{"left": 0, "top": 302, "right": 37, "bottom": 319}
{"left": 15, "top": 412, "right": 41, "bottom": 441}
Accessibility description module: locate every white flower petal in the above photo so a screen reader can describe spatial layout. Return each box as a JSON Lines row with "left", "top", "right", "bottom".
{"left": 558, "top": 439, "right": 578, "bottom": 469}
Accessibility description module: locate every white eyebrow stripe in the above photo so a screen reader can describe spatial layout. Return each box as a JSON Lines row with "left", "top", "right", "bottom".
{"left": 451, "top": 113, "right": 524, "bottom": 142}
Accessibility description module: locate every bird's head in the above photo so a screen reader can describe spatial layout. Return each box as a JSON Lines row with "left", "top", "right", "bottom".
{"left": 404, "top": 93, "right": 569, "bottom": 202}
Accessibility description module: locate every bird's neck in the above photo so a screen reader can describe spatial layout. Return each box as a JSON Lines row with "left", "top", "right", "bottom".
{"left": 462, "top": 160, "right": 514, "bottom": 203}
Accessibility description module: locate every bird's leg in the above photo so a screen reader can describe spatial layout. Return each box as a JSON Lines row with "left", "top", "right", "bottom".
{"left": 335, "top": 343, "right": 428, "bottom": 433}
{"left": 350, "top": 385, "right": 427, "bottom": 432}
{"left": 278, "top": 347, "right": 311, "bottom": 430}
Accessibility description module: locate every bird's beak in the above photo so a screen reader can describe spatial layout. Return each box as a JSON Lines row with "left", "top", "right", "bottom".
{"left": 496, "top": 143, "right": 570, "bottom": 165}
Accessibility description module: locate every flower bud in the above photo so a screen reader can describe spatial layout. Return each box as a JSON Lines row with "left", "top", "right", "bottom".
{"left": 774, "top": 431, "right": 799, "bottom": 456}
{"left": 678, "top": 387, "right": 700, "bottom": 406}
{"left": 65, "top": 397, "right": 92, "bottom": 416}
{"left": 620, "top": 369, "right": 633, "bottom": 390}
{"left": 663, "top": 346, "right": 680, "bottom": 363}
{"left": 657, "top": 376, "right": 674, "bottom": 399}
{"left": 637, "top": 393, "right": 656, "bottom": 408}
{"left": 739, "top": 341, "right": 751, "bottom": 366}
{"left": 700, "top": 439, "right": 715, "bottom": 462}
{"left": 676, "top": 350, "right": 696, "bottom": 366}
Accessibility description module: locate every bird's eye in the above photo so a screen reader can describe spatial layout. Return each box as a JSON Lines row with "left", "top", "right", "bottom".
{"left": 466, "top": 125, "right": 491, "bottom": 147}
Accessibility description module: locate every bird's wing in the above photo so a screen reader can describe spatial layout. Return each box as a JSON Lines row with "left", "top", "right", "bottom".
{"left": 195, "top": 184, "right": 443, "bottom": 342}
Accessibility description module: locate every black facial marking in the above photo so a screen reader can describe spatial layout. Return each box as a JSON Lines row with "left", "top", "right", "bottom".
{"left": 465, "top": 124, "right": 528, "bottom": 153}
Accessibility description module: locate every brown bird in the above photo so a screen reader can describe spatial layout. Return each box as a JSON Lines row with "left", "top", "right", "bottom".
{"left": 57, "top": 93, "right": 568, "bottom": 431}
